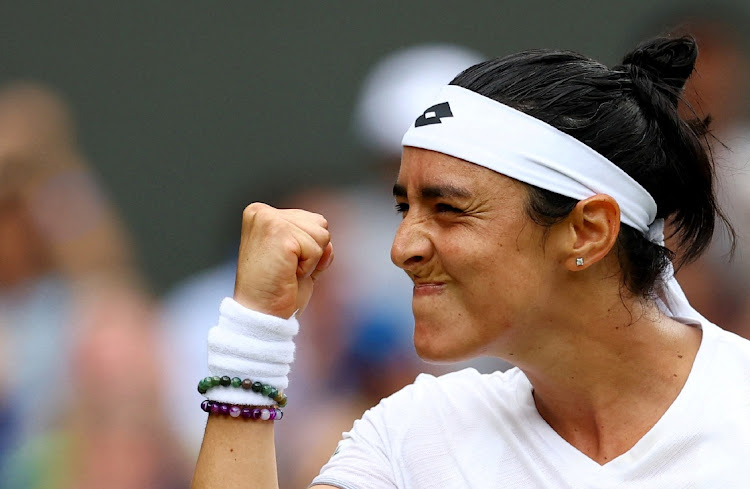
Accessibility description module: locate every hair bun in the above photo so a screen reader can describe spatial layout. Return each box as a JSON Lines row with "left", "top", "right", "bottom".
{"left": 621, "top": 36, "right": 698, "bottom": 104}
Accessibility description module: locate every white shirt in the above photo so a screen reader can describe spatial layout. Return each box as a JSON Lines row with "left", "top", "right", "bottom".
{"left": 312, "top": 321, "right": 750, "bottom": 489}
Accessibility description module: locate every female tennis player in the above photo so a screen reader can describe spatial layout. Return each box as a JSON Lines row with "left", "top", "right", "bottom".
{"left": 191, "top": 36, "right": 750, "bottom": 488}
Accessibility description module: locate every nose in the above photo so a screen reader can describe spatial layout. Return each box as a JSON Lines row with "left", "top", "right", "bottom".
{"left": 390, "top": 215, "right": 433, "bottom": 271}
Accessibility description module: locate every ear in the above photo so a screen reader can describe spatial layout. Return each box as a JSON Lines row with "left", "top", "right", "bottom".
{"left": 560, "top": 195, "right": 620, "bottom": 271}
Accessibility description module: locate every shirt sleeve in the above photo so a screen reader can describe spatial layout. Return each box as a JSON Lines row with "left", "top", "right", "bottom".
{"left": 310, "top": 373, "right": 445, "bottom": 489}
{"left": 309, "top": 398, "right": 398, "bottom": 489}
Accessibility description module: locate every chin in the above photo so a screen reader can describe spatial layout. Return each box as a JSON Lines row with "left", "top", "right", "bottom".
{"left": 413, "top": 319, "right": 479, "bottom": 364}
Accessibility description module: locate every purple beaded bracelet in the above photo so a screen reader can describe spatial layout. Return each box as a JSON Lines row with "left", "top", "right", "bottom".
{"left": 200, "top": 400, "right": 283, "bottom": 421}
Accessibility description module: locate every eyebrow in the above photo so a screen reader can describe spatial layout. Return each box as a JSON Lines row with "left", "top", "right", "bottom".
{"left": 392, "top": 183, "right": 472, "bottom": 199}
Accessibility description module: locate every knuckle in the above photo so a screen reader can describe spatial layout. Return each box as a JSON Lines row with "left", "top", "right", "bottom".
{"left": 312, "top": 213, "right": 328, "bottom": 229}
{"left": 311, "top": 244, "right": 324, "bottom": 259}
{"left": 279, "top": 238, "right": 299, "bottom": 255}
{"left": 243, "top": 202, "right": 268, "bottom": 219}
{"left": 245, "top": 203, "right": 283, "bottom": 228}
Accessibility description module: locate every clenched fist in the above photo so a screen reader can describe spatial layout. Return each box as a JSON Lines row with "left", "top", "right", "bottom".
{"left": 233, "top": 203, "right": 334, "bottom": 319}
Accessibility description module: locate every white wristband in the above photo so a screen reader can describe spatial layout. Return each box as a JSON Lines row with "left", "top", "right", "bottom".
{"left": 206, "top": 297, "right": 299, "bottom": 405}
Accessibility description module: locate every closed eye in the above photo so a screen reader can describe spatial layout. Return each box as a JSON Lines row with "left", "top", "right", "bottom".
{"left": 435, "top": 203, "right": 463, "bottom": 213}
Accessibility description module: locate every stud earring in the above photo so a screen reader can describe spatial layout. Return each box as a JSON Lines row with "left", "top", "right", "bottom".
{"left": 576, "top": 257, "right": 584, "bottom": 267}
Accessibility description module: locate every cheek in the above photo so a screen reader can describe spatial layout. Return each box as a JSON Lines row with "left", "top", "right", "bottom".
{"left": 446, "top": 231, "right": 542, "bottom": 316}
{"left": 439, "top": 230, "right": 510, "bottom": 286}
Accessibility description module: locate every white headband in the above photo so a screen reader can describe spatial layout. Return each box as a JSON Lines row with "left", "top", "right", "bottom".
{"left": 401, "top": 84, "right": 706, "bottom": 325}
{"left": 402, "top": 85, "right": 664, "bottom": 243}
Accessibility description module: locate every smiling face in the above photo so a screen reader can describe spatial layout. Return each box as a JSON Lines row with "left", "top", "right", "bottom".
{"left": 391, "top": 147, "right": 560, "bottom": 363}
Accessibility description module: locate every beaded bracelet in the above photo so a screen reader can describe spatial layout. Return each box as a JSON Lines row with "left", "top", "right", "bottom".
{"left": 200, "top": 400, "right": 283, "bottom": 420}
{"left": 197, "top": 376, "right": 288, "bottom": 407}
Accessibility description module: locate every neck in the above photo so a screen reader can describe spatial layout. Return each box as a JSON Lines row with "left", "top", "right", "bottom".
{"left": 504, "top": 278, "right": 702, "bottom": 464}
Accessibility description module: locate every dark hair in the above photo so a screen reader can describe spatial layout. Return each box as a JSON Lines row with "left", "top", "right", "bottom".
{"left": 450, "top": 36, "right": 734, "bottom": 297}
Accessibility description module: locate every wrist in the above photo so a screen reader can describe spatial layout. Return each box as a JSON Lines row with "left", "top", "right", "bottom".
{"left": 232, "top": 288, "right": 296, "bottom": 320}
{"left": 205, "top": 298, "right": 299, "bottom": 406}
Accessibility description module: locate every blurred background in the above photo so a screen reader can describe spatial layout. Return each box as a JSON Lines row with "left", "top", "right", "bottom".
{"left": 1, "top": 1, "right": 749, "bottom": 488}
{"left": 3, "top": 0, "right": 749, "bottom": 291}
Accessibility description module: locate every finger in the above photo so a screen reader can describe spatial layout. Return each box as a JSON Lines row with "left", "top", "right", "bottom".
{"left": 311, "top": 242, "right": 334, "bottom": 282}
{"left": 279, "top": 210, "right": 331, "bottom": 249}
{"left": 289, "top": 225, "right": 325, "bottom": 279}
{"left": 281, "top": 209, "right": 328, "bottom": 229}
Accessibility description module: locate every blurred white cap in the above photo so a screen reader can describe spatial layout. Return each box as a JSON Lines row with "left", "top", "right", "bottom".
{"left": 353, "top": 44, "right": 485, "bottom": 159}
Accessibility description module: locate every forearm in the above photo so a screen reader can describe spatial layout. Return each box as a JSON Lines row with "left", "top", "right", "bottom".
{"left": 192, "top": 414, "right": 279, "bottom": 489}
{"left": 192, "top": 204, "right": 333, "bottom": 488}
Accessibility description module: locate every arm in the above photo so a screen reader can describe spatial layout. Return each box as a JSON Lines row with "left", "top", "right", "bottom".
{"left": 192, "top": 415, "right": 279, "bottom": 488}
{"left": 193, "top": 417, "right": 339, "bottom": 488}
{"left": 190, "top": 203, "right": 337, "bottom": 489}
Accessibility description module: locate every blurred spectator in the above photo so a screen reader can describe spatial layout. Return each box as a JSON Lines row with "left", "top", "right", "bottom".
{"left": 3, "top": 285, "right": 188, "bottom": 489}
{"left": 0, "top": 82, "right": 189, "bottom": 487}
{"left": 0, "top": 82, "right": 131, "bottom": 462}
{"left": 0, "top": 82, "right": 139, "bottom": 284}
{"left": 159, "top": 44, "right": 489, "bottom": 488}
{"left": 639, "top": 6, "right": 750, "bottom": 337}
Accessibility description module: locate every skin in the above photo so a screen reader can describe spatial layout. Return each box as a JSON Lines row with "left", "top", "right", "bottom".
{"left": 393, "top": 148, "right": 701, "bottom": 463}
{"left": 192, "top": 203, "right": 336, "bottom": 489}
{"left": 192, "top": 147, "right": 702, "bottom": 486}
{"left": 392, "top": 148, "right": 560, "bottom": 362}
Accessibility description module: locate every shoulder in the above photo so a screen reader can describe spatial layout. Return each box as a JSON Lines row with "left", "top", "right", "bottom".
{"left": 384, "top": 367, "right": 521, "bottom": 401}
{"left": 414, "top": 366, "right": 522, "bottom": 394}
{"left": 367, "top": 367, "right": 528, "bottom": 432}
{"left": 315, "top": 367, "right": 531, "bottom": 488}
{"left": 715, "top": 323, "right": 750, "bottom": 348}
{"left": 706, "top": 322, "right": 750, "bottom": 365}
{"left": 694, "top": 322, "right": 750, "bottom": 407}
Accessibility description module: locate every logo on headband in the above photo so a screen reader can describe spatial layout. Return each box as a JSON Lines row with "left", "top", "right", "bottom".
{"left": 415, "top": 102, "right": 453, "bottom": 127}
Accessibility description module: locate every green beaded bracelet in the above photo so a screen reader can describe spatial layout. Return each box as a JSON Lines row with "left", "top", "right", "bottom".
{"left": 197, "top": 376, "right": 288, "bottom": 407}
